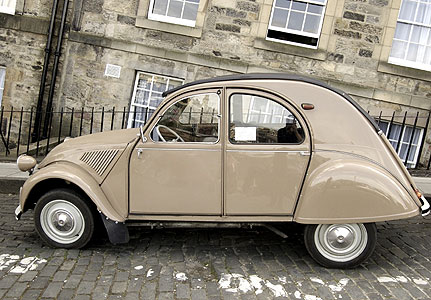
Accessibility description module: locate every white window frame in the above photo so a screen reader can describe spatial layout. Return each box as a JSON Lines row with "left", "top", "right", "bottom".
{"left": 0, "top": 0, "right": 16, "bottom": 15}
{"left": 388, "top": 0, "right": 431, "bottom": 72}
{"left": 267, "top": 0, "right": 327, "bottom": 49}
{"left": 128, "top": 72, "right": 183, "bottom": 128}
{"left": 0, "top": 67, "right": 5, "bottom": 107}
{"left": 379, "top": 120, "right": 423, "bottom": 168}
{"left": 148, "top": 0, "right": 199, "bottom": 27}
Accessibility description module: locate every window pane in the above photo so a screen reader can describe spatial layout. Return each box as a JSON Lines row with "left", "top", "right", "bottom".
{"left": 153, "top": 93, "right": 220, "bottom": 143}
{"left": 416, "top": 2, "right": 431, "bottom": 25}
{"left": 424, "top": 47, "right": 431, "bottom": 64}
{"left": 403, "top": 126, "right": 412, "bottom": 142}
{"left": 307, "top": 3, "right": 323, "bottom": 14}
{"left": 137, "top": 73, "right": 153, "bottom": 89}
{"left": 152, "top": 0, "right": 168, "bottom": 15}
{"left": 390, "top": 40, "right": 408, "bottom": 59}
{"left": 167, "top": 0, "right": 183, "bottom": 18}
{"left": 149, "top": 92, "right": 163, "bottom": 108}
{"left": 408, "top": 145, "right": 417, "bottom": 162}
{"left": 378, "top": 121, "right": 388, "bottom": 133}
{"left": 400, "top": 144, "right": 408, "bottom": 160}
{"left": 388, "top": 124, "right": 401, "bottom": 140}
{"left": 229, "top": 94, "right": 304, "bottom": 144}
{"left": 135, "top": 90, "right": 150, "bottom": 106}
{"left": 275, "top": 0, "right": 291, "bottom": 8}
{"left": 304, "top": 14, "right": 320, "bottom": 33}
{"left": 407, "top": 43, "right": 419, "bottom": 61}
{"left": 288, "top": 11, "right": 305, "bottom": 31}
{"left": 394, "top": 22, "right": 411, "bottom": 41}
{"left": 152, "top": 76, "right": 168, "bottom": 92}
{"left": 272, "top": 8, "right": 289, "bottom": 28}
{"left": 399, "top": 0, "right": 418, "bottom": 22}
{"left": 291, "top": 1, "right": 306, "bottom": 11}
{"left": 411, "top": 25, "right": 428, "bottom": 44}
{"left": 183, "top": 2, "right": 198, "bottom": 20}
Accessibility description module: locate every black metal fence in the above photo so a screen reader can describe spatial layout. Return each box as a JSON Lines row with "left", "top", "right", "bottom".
{"left": 1, "top": 106, "right": 431, "bottom": 169}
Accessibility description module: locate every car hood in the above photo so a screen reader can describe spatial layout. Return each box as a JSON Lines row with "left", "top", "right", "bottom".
{"left": 38, "top": 128, "right": 139, "bottom": 169}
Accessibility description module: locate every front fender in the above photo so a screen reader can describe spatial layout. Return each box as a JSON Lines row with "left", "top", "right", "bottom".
{"left": 294, "top": 152, "right": 420, "bottom": 224}
{"left": 20, "top": 162, "right": 124, "bottom": 222}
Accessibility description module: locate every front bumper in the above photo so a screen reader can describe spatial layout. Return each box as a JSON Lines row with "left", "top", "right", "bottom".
{"left": 15, "top": 204, "right": 22, "bottom": 221}
{"left": 420, "top": 195, "right": 430, "bottom": 217}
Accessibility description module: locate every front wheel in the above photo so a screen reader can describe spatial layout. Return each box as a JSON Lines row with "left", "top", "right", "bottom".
{"left": 304, "top": 223, "right": 377, "bottom": 268}
{"left": 34, "top": 189, "right": 95, "bottom": 249}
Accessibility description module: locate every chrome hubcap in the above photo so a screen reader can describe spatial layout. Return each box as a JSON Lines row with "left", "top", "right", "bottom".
{"left": 40, "top": 200, "right": 85, "bottom": 244}
{"left": 314, "top": 224, "right": 368, "bottom": 262}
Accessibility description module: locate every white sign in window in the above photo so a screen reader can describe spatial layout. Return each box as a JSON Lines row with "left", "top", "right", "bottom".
{"left": 0, "top": 0, "right": 16, "bottom": 14}
{"left": 267, "top": 0, "right": 327, "bottom": 49}
{"left": 389, "top": 0, "right": 431, "bottom": 72}
{"left": 0, "top": 67, "right": 5, "bottom": 106}
{"left": 128, "top": 72, "right": 183, "bottom": 128}
{"left": 148, "top": 0, "right": 200, "bottom": 27}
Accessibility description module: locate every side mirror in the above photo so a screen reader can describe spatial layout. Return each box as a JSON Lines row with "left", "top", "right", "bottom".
{"left": 139, "top": 126, "right": 147, "bottom": 143}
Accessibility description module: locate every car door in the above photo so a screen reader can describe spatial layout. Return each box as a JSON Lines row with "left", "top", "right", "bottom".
{"left": 129, "top": 89, "right": 223, "bottom": 215}
{"left": 224, "top": 89, "right": 311, "bottom": 215}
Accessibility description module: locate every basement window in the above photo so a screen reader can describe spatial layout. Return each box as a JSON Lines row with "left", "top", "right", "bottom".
{"left": 128, "top": 72, "right": 183, "bottom": 128}
{"left": 148, "top": 0, "right": 200, "bottom": 27}
{"left": 267, "top": 0, "right": 327, "bottom": 49}
{"left": 0, "top": 0, "right": 16, "bottom": 15}
{"left": 388, "top": 0, "right": 431, "bottom": 72}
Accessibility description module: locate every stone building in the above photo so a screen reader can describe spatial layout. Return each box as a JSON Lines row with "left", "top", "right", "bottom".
{"left": 0, "top": 0, "right": 430, "bottom": 166}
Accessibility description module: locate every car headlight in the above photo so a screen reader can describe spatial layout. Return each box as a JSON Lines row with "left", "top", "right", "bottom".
{"left": 16, "top": 155, "right": 37, "bottom": 172}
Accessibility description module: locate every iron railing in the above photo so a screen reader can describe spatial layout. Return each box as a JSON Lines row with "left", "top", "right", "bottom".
{"left": 1, "top": 106, "right": 431, "bottom": 169}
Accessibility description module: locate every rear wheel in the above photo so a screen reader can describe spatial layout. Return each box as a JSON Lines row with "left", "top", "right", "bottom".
{"left": 34, "top": 189, "right": 95, "bottom": 249}
{"left": 304, "top": 223, "right": 377, "bottom": 268}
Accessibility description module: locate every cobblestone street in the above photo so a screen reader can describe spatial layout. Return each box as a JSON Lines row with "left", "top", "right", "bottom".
{"left": 1, "top": 193, "right": 431, "bottom": 300}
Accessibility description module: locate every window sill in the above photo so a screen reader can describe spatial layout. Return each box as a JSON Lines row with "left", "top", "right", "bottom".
{"left": 377, "top": 61, "right": 431, "bottom": 83}
{"left": 136, "top": 17, "right": 203, "bottom": 38}
{"left": 253, "top": 38, "right": 326, "bottom": 61}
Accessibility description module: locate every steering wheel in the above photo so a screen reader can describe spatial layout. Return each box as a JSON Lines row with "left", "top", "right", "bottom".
{"left": 156, "top": 125, "right": 185, "bottom": 143}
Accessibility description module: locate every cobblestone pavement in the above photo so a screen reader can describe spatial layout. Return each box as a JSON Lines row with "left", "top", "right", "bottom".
{"left": 1, "top": 194, "right": 431, "bottom": 300}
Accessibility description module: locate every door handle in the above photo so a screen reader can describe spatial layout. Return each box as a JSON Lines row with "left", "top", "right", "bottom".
{"left": 300, "top": 151, "right": 310, "bottom": 156}
{"left": 137, "top": 148, "right": 143, "bottom": 158}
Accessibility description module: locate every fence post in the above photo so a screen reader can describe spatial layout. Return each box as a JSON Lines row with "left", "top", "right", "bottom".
{"left": 386, "top": 111, "right": 396, "bottom": 141}
{"left": 45, "top": 109, "right": 54, "bottom": 155}
{"left": 90, "top": 107, "right": 94, "bottom": 134}
{"left": 111, "top": 106, "right": 115, "bottom": 131}
{"left": 121, "top": 107, "right": 126, "bottom": 129}
{"left": 100, "top": 107, "right": 105, "bottom": 132}
{"left": 69, "top": 107, "right": 74, "bottom": 136}
{"left": 396, "top": 111, "right": 407, "bottom": 153}
{"left": 405, "top": 112, "right": 419, "bottom": 167}
{"left": 58, "top": 107, "right": 64, "bottom": 144}
{"left": 6, "top": 107, "right": 13, "bottom": 156}
{"left": 79, "top": 107, "right": 84, "bottom": 136}
{"left": 26, "top": 107, "right": 33, "bottom": 154}
{"left": 16, "top": 107, "right": 24, "bottom": 157}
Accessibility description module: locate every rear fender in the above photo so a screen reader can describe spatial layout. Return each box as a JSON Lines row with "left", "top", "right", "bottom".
{"left": 20, "top": 162, "right": 124, "bottom": 222}
{"left": 294, "top": 153, "right": 420, "bottom": 224}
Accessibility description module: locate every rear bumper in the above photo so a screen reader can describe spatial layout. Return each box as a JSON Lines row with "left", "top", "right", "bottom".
{"left": 420, "top": 195, "right": 430, "bottom": 217}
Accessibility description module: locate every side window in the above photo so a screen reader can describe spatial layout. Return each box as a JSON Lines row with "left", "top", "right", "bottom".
{"left": 151, "top": 93, "right": 220, "bottom": 143}
{"left": 229, "top": 94, "right": 305, "bottom": 144}
{"left": 148, "top": 0, "right": 200, "bottom": 27}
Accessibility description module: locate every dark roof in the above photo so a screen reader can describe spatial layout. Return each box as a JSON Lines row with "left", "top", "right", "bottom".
{"left": 162, "top": 73, "right": 379, "bottom": 132}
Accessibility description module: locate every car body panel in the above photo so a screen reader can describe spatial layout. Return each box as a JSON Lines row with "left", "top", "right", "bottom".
{"left": 20, "top": 162, "right": 125, "bottom": 221}
{"left": 294, "top": 151, "right": 419, "bottom": 223}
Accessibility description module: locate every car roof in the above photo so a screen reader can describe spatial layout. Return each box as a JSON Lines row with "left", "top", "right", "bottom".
{"left": 162, "top": 73, "right": 380, "bottom": 132}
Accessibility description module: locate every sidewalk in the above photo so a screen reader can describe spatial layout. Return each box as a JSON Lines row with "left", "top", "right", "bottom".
{"left": 1, "top": 161, "right": 431, "bottom": 196}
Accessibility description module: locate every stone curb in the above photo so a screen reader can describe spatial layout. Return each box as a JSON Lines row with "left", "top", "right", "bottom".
{"left": 0, "top": 177, "right": 25, "bottom": 194}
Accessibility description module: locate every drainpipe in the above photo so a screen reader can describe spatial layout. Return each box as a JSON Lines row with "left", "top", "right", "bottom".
{"left": 32, "top": 0, "right": 59, "bottom": 142}
{"left": 42, "top": 0, "right": 70, "bottom": 138}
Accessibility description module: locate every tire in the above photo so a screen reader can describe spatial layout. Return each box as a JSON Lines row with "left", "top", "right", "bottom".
{"left": 34, "top": 188, "right": 95, "bottom": 249}
{"left": 304, "top": 223, "right": 377, "bottom": 269}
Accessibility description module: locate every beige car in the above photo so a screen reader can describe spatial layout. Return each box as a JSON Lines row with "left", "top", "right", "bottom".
{"left": 15, "top": 74, "right": 430, "bottom": 268}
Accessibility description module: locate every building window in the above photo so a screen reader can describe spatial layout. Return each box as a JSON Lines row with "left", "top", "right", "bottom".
{"left": 128, "top": 72, "right": 183, "bottom": 128}
{"left": 379, "top": 120, "right": 423, "bottom": 168}
{"left": 388, "top": 0, "right": 431, "bottom": 72}
{"left": 0, "top": 67, "right": 5, "bottom": 106}
{"left": 0, "top": 0, "right": 16, "bottom": 14}
{"left": 148, "top": 0, "right": 200, "bottom": 27}
{"left": 267, "top": 0, "right": 327, "bottom": 49}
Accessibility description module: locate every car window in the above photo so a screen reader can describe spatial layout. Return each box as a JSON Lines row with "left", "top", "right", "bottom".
{"left": 229, "top": 93, "right": 305, "bottom": 144}
{"left": 151, "top": 93, "right": 220, "bottom": 143}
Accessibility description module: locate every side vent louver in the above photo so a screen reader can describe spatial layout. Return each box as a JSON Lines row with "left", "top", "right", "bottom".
{"left": 80, "top": 149, "right": 119, "bottom": 176}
